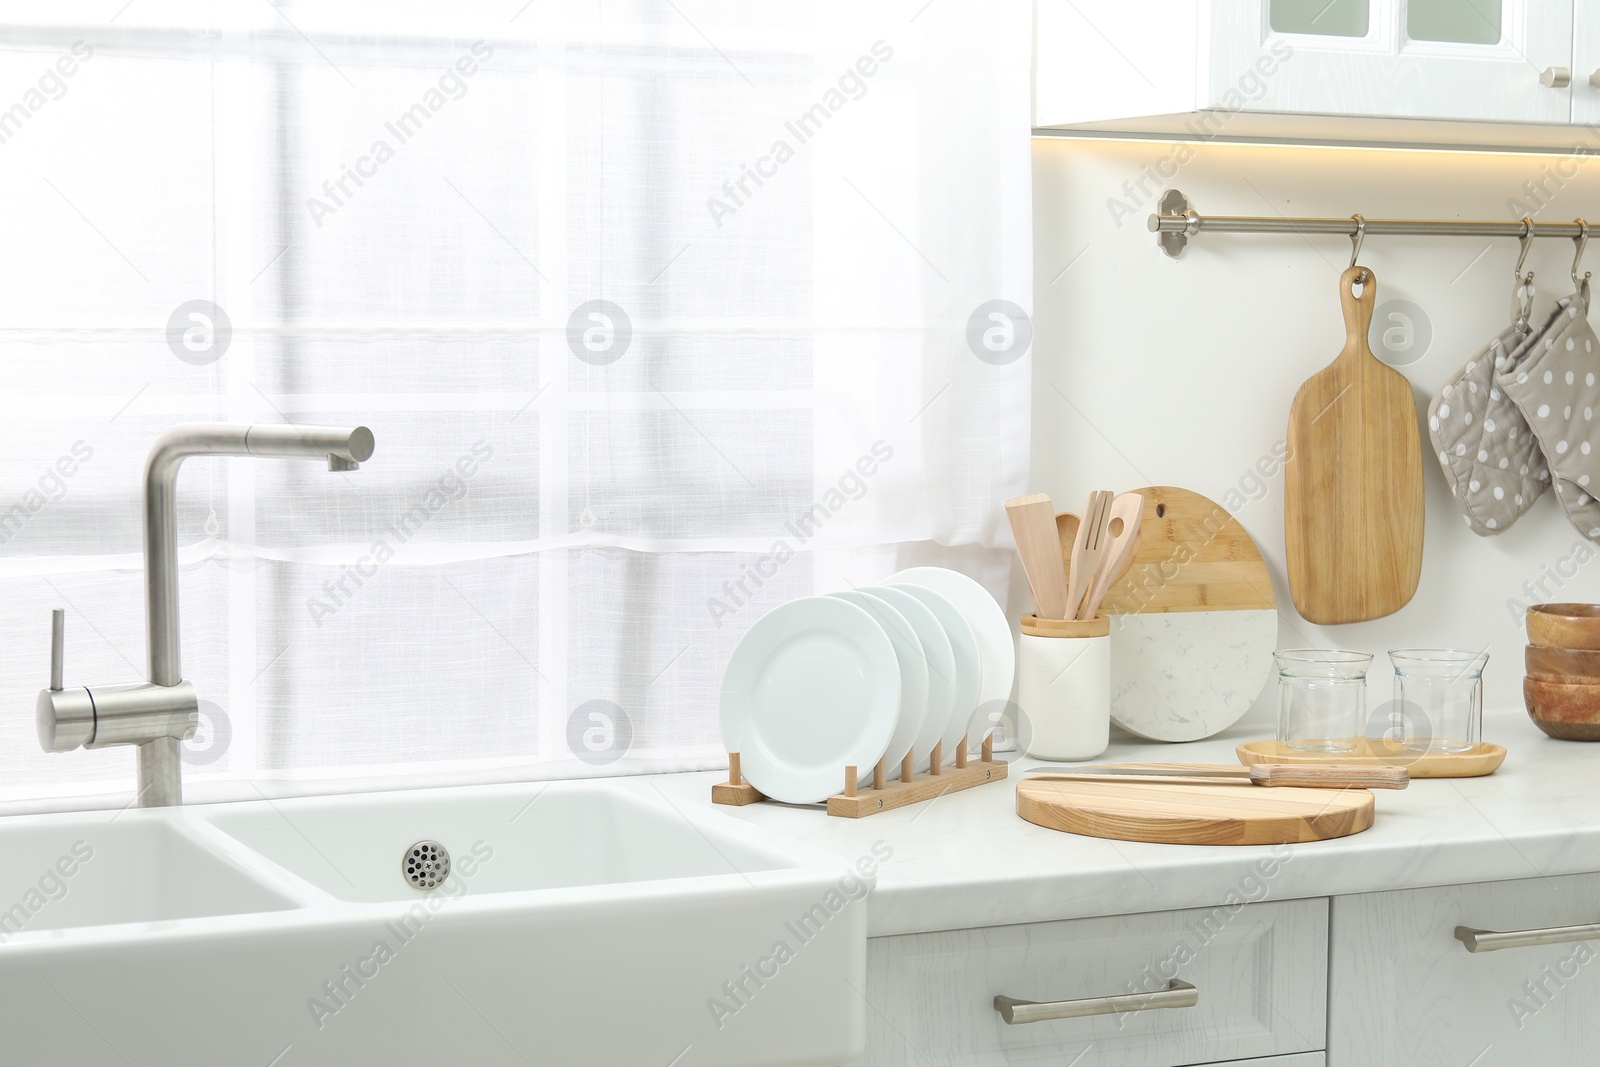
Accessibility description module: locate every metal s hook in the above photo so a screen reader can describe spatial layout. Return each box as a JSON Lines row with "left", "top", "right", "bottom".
{"left": 1573, "top": 219, "right": 1591, "bottom": 289}
{"left": 1512, "top": 215, "right": 1536, "bottom": 333}
{"left": 1348, "top": 214, "right": 1368, "bottom": 284}
{"left": 1514, "top": 216, "right": 1536, "bottom": 280}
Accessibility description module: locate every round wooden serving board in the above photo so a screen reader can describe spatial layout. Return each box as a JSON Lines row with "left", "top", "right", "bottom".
{"left": 1016, "top": 764, "right": 1375, "bottom": 845}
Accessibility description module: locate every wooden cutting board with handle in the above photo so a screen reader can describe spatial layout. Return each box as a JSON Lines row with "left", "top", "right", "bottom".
{"left": 1016, "top": 764, "right": 1375, "bottom": 845}
{"left": 1284, "top": 265, "right": 1425, "bottom": 624}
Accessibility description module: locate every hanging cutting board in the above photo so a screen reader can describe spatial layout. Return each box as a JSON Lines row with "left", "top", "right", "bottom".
{"left": 1092, "top": 486, "right": 1276, "bottom": 742}
{"left": 1284, "top": 265, "right": 1425, "bottom": 624}
{"left": 1015, "top": 764, "right": 1375, "bottom": 845}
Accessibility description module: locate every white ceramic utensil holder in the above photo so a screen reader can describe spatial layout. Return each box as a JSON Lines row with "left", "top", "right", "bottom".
{"left": 1018, "top": 614, "right": 1111, "bottom": 761}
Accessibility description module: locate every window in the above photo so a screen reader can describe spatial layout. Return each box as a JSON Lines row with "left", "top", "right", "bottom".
{"left": 0, "top": 1, "right": 1030, "bottom": 806}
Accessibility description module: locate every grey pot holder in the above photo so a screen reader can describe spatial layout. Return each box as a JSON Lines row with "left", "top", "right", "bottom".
{"left": 1498, "top": 281, "right": 1600, "bottom": 540}
{"left": 1428, "top": 321, "right": 1550, "bottom": 535}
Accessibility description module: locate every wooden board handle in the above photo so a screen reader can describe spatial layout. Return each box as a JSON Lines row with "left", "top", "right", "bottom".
{"left": 1338, "top": 264, "right": 1378, "bottom": 357}
{"left": 1249, "top": 764, "right": 1408, "bottom": 790}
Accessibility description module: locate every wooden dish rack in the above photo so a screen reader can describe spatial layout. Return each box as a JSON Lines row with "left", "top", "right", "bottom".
{"left": 713, "top": 735, "right": 1008, "bottom": 818}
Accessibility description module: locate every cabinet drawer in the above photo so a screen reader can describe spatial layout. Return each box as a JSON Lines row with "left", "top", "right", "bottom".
{"left": 1331, "top": 871, "right": 1600, "bottom": 1067}
{"left": 861, "top": 897, "right": 1327, "bottom": 1067}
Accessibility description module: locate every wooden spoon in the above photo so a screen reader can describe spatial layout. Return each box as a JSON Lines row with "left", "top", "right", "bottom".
{"left": 1058, "top": 509, "right": 1140, "bottom": 594}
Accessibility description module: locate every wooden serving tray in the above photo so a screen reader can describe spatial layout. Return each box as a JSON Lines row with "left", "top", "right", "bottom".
{"left": 1235, "top": 739, "right": 1506, "bottom": 779}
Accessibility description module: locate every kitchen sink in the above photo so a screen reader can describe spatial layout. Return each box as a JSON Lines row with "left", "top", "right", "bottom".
{"left": 0, "top": 779, "right": 864, "bottom": 1067}
{"left": 0, "top": 818, "right": 298, "bottom": 938}
{"left": 196, "top": 780, "right": 797, "bottom": 903}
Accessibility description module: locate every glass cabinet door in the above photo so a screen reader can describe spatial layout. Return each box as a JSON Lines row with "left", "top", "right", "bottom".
{"left": 1573, "top": 0, "right": 1600, "bottom": 127}
{"left": 1214, "top": 0, "right": 1573, "bottom": 125}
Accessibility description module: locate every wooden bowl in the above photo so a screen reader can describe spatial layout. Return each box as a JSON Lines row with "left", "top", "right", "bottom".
{"left": 1526, "top": 603, "right": 1600, "bottom": 650}
{"left": 1526, "top": 644, "right": 1600, "bottom": 683}
{"left": 1523, "top": 676, "right": 1600, "bottom": 741}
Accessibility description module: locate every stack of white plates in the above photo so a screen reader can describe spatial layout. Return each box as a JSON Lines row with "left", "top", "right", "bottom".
{"left": 718, "top": 567, "right": 1014, "bottom": 804}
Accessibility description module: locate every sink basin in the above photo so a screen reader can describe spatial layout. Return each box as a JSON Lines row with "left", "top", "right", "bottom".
{"left": 197, "top": 780, "right": 796, "bottom": 903}
{"left": 0, "top": 779, "right": 865, "bottom": 1067}
{"left": 0, "top": 817, "right": 298, "bottom": 939}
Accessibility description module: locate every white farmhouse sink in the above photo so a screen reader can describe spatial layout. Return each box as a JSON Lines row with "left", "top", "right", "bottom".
{"left": 197, "top": 780, "right": 794, "bottom": 903}
{"left": 0, "top": 780, "right": 864, "bottom": 1067}
{"left": 0, "top": 818, "right": 299, "bottom": 937}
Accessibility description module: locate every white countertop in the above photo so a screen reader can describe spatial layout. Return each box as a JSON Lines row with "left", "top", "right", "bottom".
{"left": 655, "top": 707, "right": 1600, "bottom": 938}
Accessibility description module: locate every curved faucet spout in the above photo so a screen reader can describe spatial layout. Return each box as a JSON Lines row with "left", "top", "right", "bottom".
{"left": 36, "top": 422, "right": 375, "bottom": 807}
{"left": 143, "top": 423, "right": 375, "bottom": 687}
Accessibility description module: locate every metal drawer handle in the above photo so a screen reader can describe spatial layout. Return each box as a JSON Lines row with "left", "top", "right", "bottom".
{"left": 1455, "top": 923, "right": 1600, "bottom": 953}
{"left": 994, "top": 979, "right": 1197, "bottom": 1025}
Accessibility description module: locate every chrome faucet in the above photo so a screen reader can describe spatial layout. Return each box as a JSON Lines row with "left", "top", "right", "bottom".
{"left": 36, "top": 423, "right": 375, "bottom": 807}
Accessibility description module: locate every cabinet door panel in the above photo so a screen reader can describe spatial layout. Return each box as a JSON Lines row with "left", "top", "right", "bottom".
{"left": 1330, "top": 872, "right": 1600, "bottom": 1066}
{"left": 1210, "top": 0, "right": 1573, "bottom": 124}
{"left": 862, "top": 898, "right": 1327, "bottom": 1067}
{"left": 1573, "top": 0, "right": 1600, "bottom": 127}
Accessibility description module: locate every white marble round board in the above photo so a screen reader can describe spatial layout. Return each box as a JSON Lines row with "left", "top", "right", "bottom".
{"left": 1096, "top": 486, "right": 1278, "bottom": 743}
{"left": 1109, "top": 609, "right": 1278, "bottom": 742}
{"left": 719, "top": 596, "right": 900, "bottom": 804}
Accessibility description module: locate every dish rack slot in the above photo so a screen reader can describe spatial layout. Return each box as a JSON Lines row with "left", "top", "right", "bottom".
{"left": 713, "top": 735, "right": 1008, "bottom": 818}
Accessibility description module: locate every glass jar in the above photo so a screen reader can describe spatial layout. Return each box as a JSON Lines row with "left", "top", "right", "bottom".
{"left": 1275, "top": 649, "right": 1373, "bottom": 753}
{"left": 1389, "top": 649, "right": 1489, "bottom": 754}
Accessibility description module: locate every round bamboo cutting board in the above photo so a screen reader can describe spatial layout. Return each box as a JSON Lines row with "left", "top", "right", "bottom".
{"left": 1016, "top": 764, "right": 1375, "bottom": 845}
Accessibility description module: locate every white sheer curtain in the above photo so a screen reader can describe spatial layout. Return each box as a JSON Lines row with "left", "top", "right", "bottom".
{"left": 0, "top": 1, "right": 1031, "bottom": 808}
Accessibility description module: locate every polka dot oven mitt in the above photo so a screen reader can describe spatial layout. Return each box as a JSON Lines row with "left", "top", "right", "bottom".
{"left": 1498, "top": 283, "right": 1600, "bottom": 540}
{"left": 1428, "top": 321, "right": 1550, "bottom": 535}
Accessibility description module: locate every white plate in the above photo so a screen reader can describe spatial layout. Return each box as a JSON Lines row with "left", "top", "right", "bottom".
{"left": 861, "top": 585, "right": 952, "bottom": 770}
{"left": 719, "top": 596, "right": 900, "bottom": 804}
{"left": 887, "top": 567, "right": 1014, "bottom": 745}
{"left": 883, "top": 583, "right": 981, "bottom": 762}
{"left": 828, "top": 591, "right": 926, "bottom": 772}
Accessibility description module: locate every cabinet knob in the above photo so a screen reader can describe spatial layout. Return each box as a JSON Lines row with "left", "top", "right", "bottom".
{"left": 1591, "top": 69, "right": 1600, "bottom": 88}
{"left": 1541, "top": 66, "right": 1571, "bottom": 88}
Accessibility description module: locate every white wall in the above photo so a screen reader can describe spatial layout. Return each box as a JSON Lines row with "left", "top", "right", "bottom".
{"left": 1031, "top": 135, "right": 1600, "bottom": 735}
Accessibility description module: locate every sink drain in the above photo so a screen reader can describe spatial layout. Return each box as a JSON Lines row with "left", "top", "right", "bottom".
{"left": 403, "top": 840, "right": 450, "bottom": 890}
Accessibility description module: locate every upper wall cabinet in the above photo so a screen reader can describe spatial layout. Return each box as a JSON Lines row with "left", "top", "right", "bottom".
{"left": 1036, "top": 0, "right": 1597, "bottom": 148}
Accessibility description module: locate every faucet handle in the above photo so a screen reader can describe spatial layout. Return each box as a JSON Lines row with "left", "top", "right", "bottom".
{"left": 50, "top": 607, "right": 64, "bottom": 691}
{"left": 38, "top": 608, "right": 95, "bottom": 752}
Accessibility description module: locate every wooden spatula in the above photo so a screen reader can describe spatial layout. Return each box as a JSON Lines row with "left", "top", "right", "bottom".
{"left": 1284, "top": 266, "right": 1424, "bottom": 624}
{"left": 1079, "top": 492, "right": 1144, "bottom": 621}
{"left": 1006, "top": 493, "right": 1072, "bottom": 619}
{"left": 1065, "top": 490, "right": 1113, "bottom": 620}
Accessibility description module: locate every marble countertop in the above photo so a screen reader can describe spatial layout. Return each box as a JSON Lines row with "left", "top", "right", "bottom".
{"left": 654, "top": 706, "right": 1600, "bottom": 938}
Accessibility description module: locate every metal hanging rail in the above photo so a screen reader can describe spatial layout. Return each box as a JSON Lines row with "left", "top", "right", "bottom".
{"left": 1147, "top": 189, "right": 1593, "bottom": 259}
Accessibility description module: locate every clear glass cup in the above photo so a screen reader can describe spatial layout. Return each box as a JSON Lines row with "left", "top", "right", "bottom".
{"left": 1389, "top": 649, "right": 1489, "bottom": 754}
{"left": 1275, "top": 649, "right": 1373, "bottom": 753}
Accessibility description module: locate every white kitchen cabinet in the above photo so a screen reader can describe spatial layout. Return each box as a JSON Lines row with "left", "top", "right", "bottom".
{"left": 1212, "top": 0, "right": 1573, "bottom": 124}
{"left": 860, "top": 898, "right": 1327, "bottom": 1067}
{"left": 1329, "top": 872, "right": 1600, "bottom": 1066}
{"left": 1036, "top": 0, "right": 1592, "bottom": 146}
{"left": 1573, "top": 2, "right": 1600, "bottom": 126}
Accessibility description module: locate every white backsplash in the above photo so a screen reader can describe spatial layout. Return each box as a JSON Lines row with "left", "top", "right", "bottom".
{"left": 1031, "top": 135, "right": 1600, "bottom": 733}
